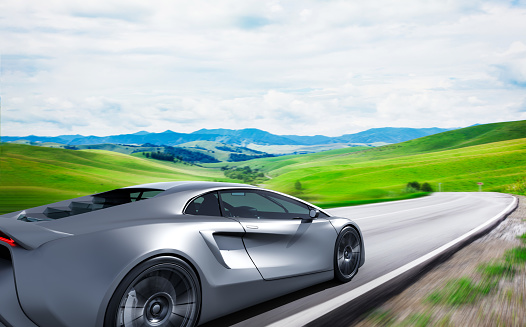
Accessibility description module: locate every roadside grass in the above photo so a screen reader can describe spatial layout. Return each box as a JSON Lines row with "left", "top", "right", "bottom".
{"left": 516, "top": 232, "right": 526, "bottom": 243}
{"left": 434, "top": 314, "right": 452, "bottom": 327}
{"left": 505, "top": 176, "right": 526, "bottom": 195}
{"left": 363, "top": 309, "right": 433, "bottom": 327}
{"left": 477, "top": 262, "right": 516, "bottom": 279}
{"left": 366, "top": 309, "right": 397, "bottom": 326}
{"left": 504, "top": 247, "right": 526, "bottom": 265}
{"left": 426, "top": 277, "right": 495, "bottom": 306}
{"left": 427, "top": 245, "right": 526, "bottom": 307}
{"left": 402, "top": 312, "right": 432, "bottom": 327}
{"left": 360, "top": 233, "right": 526, "bottom": 326}
{"left": 422, "top": 244, "right": 526, "bottom": 318}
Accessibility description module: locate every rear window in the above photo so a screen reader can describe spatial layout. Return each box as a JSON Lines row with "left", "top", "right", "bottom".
{"left": 18, "top": 188, "right": 164, "bottom": 222}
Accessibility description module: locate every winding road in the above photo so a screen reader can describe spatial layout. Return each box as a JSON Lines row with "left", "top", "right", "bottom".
{"left": 201, "top": 192, "right": 517, "bottom": 327}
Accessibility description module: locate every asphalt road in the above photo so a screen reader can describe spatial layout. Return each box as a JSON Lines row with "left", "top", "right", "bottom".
{"left": 201, "top": 192, "right": 516, "bottom": 327}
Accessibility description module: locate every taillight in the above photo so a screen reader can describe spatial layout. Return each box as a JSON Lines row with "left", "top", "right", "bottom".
{"left": 0, "top": 231, "right": 16, "bottom": 247}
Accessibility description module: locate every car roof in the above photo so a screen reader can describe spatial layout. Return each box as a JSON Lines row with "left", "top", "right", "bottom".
{"left": 122, "top": 181, "right": 258, "bottom": 194}
{"left": 118, "top": 181, "right": 329, "bottom": 216}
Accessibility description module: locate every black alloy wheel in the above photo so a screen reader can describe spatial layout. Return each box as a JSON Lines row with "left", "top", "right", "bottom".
{"left": 105, "top": 256, "right": 201, "bottom": 327}
{"left": 334, "top": 227, "right": 361, "bottom": 282}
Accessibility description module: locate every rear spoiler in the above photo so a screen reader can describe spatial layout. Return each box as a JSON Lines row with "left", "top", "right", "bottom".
{"left": 0, "top": 217, "right": 72, "bottom": 250}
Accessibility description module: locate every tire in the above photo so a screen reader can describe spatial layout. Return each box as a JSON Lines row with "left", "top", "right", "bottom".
{"left": 104, "top": 256, "right": 201, "bottom": 327}
{"left": 334, "top": 227, "right": 361, "bottom": 282}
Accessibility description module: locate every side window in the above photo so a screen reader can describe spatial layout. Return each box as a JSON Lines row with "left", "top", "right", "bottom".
{"left": 262, "top": 191, "right": 310, "bottom": 218}
{"left": 219, "top": 190, "right": 309, "bottom": 219}
{"left": 219, "top": 191, "right": 284, "bottom": 218}
{"left": 184, "top": 192, "right": 221, "bottom": 217}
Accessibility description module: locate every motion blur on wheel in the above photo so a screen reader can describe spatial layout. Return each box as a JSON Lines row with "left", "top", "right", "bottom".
{"left": 0, "top": 181, "right": 364, "bottom": 327}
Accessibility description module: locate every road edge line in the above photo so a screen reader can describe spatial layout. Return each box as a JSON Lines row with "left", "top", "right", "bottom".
{"left": 267, "top": 194, "right": 518, "bottom": 327}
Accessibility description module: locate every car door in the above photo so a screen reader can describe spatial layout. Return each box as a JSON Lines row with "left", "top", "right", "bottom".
{"left": 218, "top": 189, "right": 336, "bottom": 280}
{"left": 184, "top": 191, "right": 257, "bottom": 271}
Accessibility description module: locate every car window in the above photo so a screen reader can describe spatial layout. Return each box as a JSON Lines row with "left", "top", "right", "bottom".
{"left": 184, "top": 192, "right": 221, "bottom": 217}
{"left": 129, "top": 190, "right": 163, "bottom": 202}
{"left": 261, "top": 191, "right": 310, "bottom": 216}
{"left": 219, "top": 190, "right": 310, "bottom": 219}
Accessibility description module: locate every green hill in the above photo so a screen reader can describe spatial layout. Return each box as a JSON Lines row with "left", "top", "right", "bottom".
{"left": 0, "top": 144, "right": 230, "bottom": 214}
{"left": 262, "top": 138, "right": 526, "bottom": 206}
{"left": 2, "top": 120, "right": 525, "bottom": 213}
{"left": 231, "top": 120, "right": 526, "bottom": 206}
{"left": 372, "top": 120, "right": 526, "bottom": 156}
{"left": 238, "top": 120, "right": 526, "bottom": 173}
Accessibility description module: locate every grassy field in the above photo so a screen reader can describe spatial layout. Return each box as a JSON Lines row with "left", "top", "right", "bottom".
{"left": 217, "top": 121, "right": 526, "bottom": 207}
{"left": 206, "top": 146, "right": 371, "bottom": 171}
{"left": 260, "top": 138, "right": 526, "bottom": 206}
{"left": 0, "top": 144, "right": 231, "bottom": 214}
{"left": 2, "top": 120, "right": 525, "bottom": 213}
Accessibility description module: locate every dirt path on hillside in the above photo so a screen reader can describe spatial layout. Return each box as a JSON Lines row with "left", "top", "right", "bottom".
{"left": 354, "top": 195, "right": 526, "bottom": 327}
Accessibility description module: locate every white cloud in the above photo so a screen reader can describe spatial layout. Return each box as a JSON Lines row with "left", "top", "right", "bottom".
{"left": 1, "top": 0, "right": 526, "bottom": 137}
{"left": 492, "top": 41, "right": 526, "bottom": 86}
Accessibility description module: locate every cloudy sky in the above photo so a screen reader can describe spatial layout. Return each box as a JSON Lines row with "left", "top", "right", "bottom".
{"left": 1, "top": 0, "right": 525, "bottom": 137}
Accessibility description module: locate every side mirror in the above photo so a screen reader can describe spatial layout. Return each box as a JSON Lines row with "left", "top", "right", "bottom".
{"left": 309, "top": 209, "right": 320, "bottom": 219}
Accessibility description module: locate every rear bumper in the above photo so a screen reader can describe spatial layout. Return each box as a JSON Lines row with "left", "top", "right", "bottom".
{"left": 0, "top": 258, "right": 39, "bottom": 327}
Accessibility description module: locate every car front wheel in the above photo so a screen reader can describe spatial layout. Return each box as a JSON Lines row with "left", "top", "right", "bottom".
{"left": 105, "top": 256, "right": 201, "bottom": 327}
{"left": 334, "top": 227, "right": 361, "bottom": 282}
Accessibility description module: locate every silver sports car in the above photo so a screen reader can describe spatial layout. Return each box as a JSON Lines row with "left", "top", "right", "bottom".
{"left": 0, "top": 181, "right": 364, "bottom": 327}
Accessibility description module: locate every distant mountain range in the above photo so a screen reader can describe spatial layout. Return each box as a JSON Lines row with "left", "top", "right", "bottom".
{"left": 2, "top": 127, "right": 453, "bottom": 147}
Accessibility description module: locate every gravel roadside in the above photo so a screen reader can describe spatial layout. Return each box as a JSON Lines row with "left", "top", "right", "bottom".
{"left": 354, "top": 195, "right": 526, "bottom": 327}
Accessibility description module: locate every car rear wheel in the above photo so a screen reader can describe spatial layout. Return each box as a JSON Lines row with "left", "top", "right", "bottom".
{"left": 105, "top": 256, "right": 201, "bottom": 327}
{"left": 334, "top": 227, "right": 361, "bottom": 282}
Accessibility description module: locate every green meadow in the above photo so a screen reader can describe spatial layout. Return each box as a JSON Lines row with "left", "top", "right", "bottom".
{"left": 259, "top": 138, "right": 526, "bottom": 206}
{"left": 0, "top": 144, "right": 231, "bottom": 214}
{"left": 217, "top": 121, "right": 526, "bottom": 207}
{"left": 1, "top": 120, "right": 525, "bottom": 214}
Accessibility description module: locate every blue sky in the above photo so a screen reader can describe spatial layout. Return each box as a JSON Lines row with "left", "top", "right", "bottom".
{"left": 1, "top": 0, "right": 525, "bottom": 137}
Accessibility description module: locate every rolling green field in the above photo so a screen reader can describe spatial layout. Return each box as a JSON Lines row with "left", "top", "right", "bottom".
{"left": 260, "top": 138, "right": 526, "bottom": 206}
{"left": 2, "top": 120, "right": 525, "bottom": 213}
{"left": 0, "top": 144, "right": 231, "bottom": 214}
{"left": 216, "top": 121, "right": 526, "bottom": 207}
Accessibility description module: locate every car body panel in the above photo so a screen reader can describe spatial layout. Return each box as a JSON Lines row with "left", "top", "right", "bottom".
{"left": 0, "top": 253, "right": 39, "bottom": 327}
{"left": 0, "top": 181, "right": 365, "bottom": 326}
{"left": 236, "top": 217, "right": 336, "bottom": 280}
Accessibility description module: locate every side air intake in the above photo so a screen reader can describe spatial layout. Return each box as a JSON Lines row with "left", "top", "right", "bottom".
{"left": 0, "top": 245, "right": 11, "bottom": 262}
